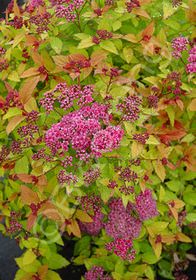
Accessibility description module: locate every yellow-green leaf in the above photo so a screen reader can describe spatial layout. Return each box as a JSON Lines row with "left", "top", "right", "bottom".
{"left": 123, "top": 47, "right": 133, "bottom": 63}
{"left": 131, "top": 141, "right": 143, "bottom": 158}
{"left": 50, "top": 37, "right": 63, "bottom": 54}
{"left": 100, "top": 41, "right": 118, "bottom": 55}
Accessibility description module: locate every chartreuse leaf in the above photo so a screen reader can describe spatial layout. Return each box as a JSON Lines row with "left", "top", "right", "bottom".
{"left": 3, "top": 107, "right": 23, "bottom": 120}
{"left": 142, "top": 253, "right": 158, "bottom": 264}
{"left": 145, "top": 266, "right": 154, "bottom": 280}
{"left": 50, "top": 37, "right": 63, "bottom": 54}
{"left": 46, "top": 270, "right": 63, "bottom": 280}
{"left": 183, "top": 192, "right": 196, "bottom": 205}
{"left": 100, "top": 41, "right": 118, "bottom": 54}
{"left": 15, "top": 156, "right": 29, "bottom": 174}
{"left": 46, "top": 253, "right": 69, "bottom": 270}
{"left": 45, "top": 225, "right": 64, "bottom": 246}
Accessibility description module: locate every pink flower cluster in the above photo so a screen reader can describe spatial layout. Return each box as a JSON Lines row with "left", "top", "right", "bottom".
{"left": 147, "top": 95, "right": 159, "bottom": 108}
{"left": 55, "top": 0, "right": 84, "bottom": 22}
{"left": 0, "top": 59, "right": 9, "bottom": 72}
{"left": 116, "top": 95, "right": 142, "bottom": 122}
{"left": 105, "top": 207, "right": 141, "bottom": 239}
{"left": 26, "top": 110, "right": 39, "bottom": 123}
{"left": 17, "top": 124, "right": 39, "bottom": 147}
{"left": 61, "top": 156, "right": 73, "bottom": 168}
{"left": 54, "top": 84, "right": 94, "bottom": 111}
{"left": 29, "top": 11, "right": 52, "bottom": 34}
{"left": 0, "top": 145, "right": 10, "bottom": 166}
{"left": 58, "top": 170, "right": 78, "bottom": 185}
{"left": 129, "top": 158, "right": 141, "bottom": 166}
{"left": 105, "top": 238, "right": 136, "bottom": 261}
{"left": 84, "top": 266, "right": 114, "bottom": 280}
{"left": 187, "top": 45, "right": 196, "bottom": 73}
{"left": 44, "top": 99, "right": 123, "bottom": 161}
{"left": 79, "top": 210, "right": 105, "bottom": 236}
{"left": 133, "top": 131, "right": 149, "bottom": 145}
{"left": 78, "top": 193, "right": 103, "bottom": 214}
{"left": 6, "top": 211, "right": 22, "bottom": 235}
{"left": 91, "top": 125, "right": 124, "bottom": 157}
{"left": 39, "top": 92, "right": 56, "bottom": 113}
{"left": 78, "top": 194, "right": 104, "bottom": 236}
{"left": 118, "top": 166, "right": 138, "bottom": 183}
{"left": 10, "top": 140, "right": 23, "bottom": 155}
{"left": 0, "top": 47, "right": 6, "bottom": 55}
{"left": 83, "top": 167, "right": 101, "bottom": 186}
{"left": 133, "top": 189, "right": 159, "bottom": 221}
{"left": 126, "top": 0, "right": 140, "bottom": 13}
{"left": 29, "top": 0, "right": 45, "bottom": 8}
{"left": 170, "top": 0, "right": 182, "bottom": 7}
{"left": 171, "top": 36, "right": 189, "bottom": 58}
{"left": 93, "top": 30, "right": 113, "bottom": 45}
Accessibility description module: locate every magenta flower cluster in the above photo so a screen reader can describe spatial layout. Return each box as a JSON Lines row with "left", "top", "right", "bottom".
{"left": 116, "top": 95, "right": 142, "bottom": 122}
{"left": 84, "top": 265, "right": 114, "bottom": 280}
{"left": 105, "top": 238, "right": 136, "bottom": 261}
{"left": 187, "top": 45, "right": 196, "bottom": 74}
{"left": 93, "top": 30, "right": 113, "bottom": 45}
{"left": 132, "top": 189, "right": 159, "bottom": 221}
{"left": 0, "top": 145, "right": 10, "bottom": 166}
{"left": 171, "top": 36, "right": 189, "bottom": 58}
{"left": 44, "top": 89, "right": 124, "bottom": 162}
{"left": 147, "top": 95, "right": 159, "bottom": 108}
{"left": 29, "top": 11, "right": 52, "bottom": 34}
{"left": 83, "top": 167, "right": 101, "bottom": 186}
{"left": 126, "top": 0, "right": 140, "bottom": 13}
{"left": 78, "top": 193, "right": 104, "bottom": 236}
{"left": 55, "top": 0, "right": 84, "bottom": 22}
{"left": 133, "top": 131, "right": 149, "bottom": 145}
{"left": 58, "top": 170, "right": 78, "bottom": 185}
{"left": 6, "top": 211, "right": 22, "bottom": 235}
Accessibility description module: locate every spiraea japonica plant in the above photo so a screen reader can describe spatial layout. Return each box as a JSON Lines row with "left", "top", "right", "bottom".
{"left": 0, "top": 0, "right": 196, "bottom": 279}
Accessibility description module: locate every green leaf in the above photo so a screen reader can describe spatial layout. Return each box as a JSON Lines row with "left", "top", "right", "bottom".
{"left": 183, "top": 192, "right": 196, "bottom": 206}
{"left": 166, "top": 180, "right": 183, "bottom": 193}
{"left": 50, "top": 37, "right": 63, "bottom": 54}
{"left": 122, "top": 47, "right": 133, "bottom": 63}
{"left": 142, "top": 253, "right": 158, "bottom": 264}
{"left": 98, "top": 15, "right": 110, "bottom": 31}
{"left": 145, "top": 266, "right": 154, "bottom": 280}
{"left": 22, "top": 250, "right": 37, "bottom": 266}
{"left": 46, "top": 270, "right": 63, "bottom": 280}
{"left": 45, "top": 225, "right": 64, "bottom": 246}
{"left": 22, "top": 237, "right": 39, "bottom": 249}
{"left": 181, "top": 133, "right": 196, "bottom": 143}
{"left": 186, "top": 213, "right": 196, "bottom": 223}
{"left": 47, "top": 253, "right": 70, "bottom": 270}
{"left": 113, "top": 21, "right": 122, "bottom": 32}
{"left": 162, "top": 0, "right": 178, "bottom": 20}
{"left": 183, "top": 172, "right": 196, "bottom": 181}
{"left": 3, "top": 107, "right": 23, "bottom": 120}
{"left": 146, "top": 135, "right": 160, "bottom": 145}
{"left": 15, "top": 156, "right": 29, "bottom": 174}
{"left": 166, "top": 106, "right": 175, "bottom": 127}
{"left": 100, "top": 41, "right": 118, "bottom": 54}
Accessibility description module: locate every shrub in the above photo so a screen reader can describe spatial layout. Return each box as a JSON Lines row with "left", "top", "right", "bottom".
{"left": 0, "top": 0, "right": 195, "bottom": 279}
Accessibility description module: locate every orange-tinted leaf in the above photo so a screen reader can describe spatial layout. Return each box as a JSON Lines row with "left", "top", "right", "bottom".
{"left": 41, "top": 201, "right": 60, "bottom": 220}
{"left": 75, "top": 209, "right": 93, "bottom": 223}
{"left": 67, "top": 219, "right": 81, "bottom": 238}
{"left": 19, "top": 76, "right": 40, "bottom": 104}
{"left": 132, "top": 8, "right": 151, "bottom": 19}
{"left": 131, "top": 141, "right": 143, "bottom": 158}
{"left": 161, "top": 235, "right": 175, "bottom": 243}
{"left": 38, "top": 264, "right": 49, "bottom": 280}
{"left": 52, "top": 55, "right": 69, "bottom": 69}
{"left": 27, "top": 213, "right": 37, "bottom": 232}
{"left": 139, "top": 178, "right": 146, "bottom": 192}
{"left": 38, "top": 175, "right": 47, "bottom": 186}
{"left": 153, "top": 161, "right": 166, "bottom": 182}
{"left": 13, "top": 0, "right": 20, "bottom": 16}
{"left": 170, "top": 207, "right": 178, "bottom": 222}
{"left": 17, "top": 174, "right": 33, "bottom": 184}
{"left": 90, "top": 55, "right": 106, "bottom": 66}
{"left": 167, "top": 199, "right": 185, "bottom": 209}
{"left": 123, "top": 34, "right": 138, "bottom": 43}
{"left": 6, "top": 115, "right": 26, "bottom": 135}
{"left": 8, "top": 192, "right": 19, "bottom": 201}
{"left": 31, "top": 49, "right": 44, "bottom": 67}
{"left": 188, "top": 98, "right": 196, "bottom": 111}
{"left": 154, "top": 242, "right": 162, "bottom": 259}
{"left": 142, "top": 21, "right": 154, "bottom": 38}
{"left": 176, "top": 232, "right": 192, "bottom": 243}
{"left": 21, "top": 185, "right": 40, "bottom": 205}
{"left": 20, "top": 67, "right": 39, "bottom": 78}
{"left": 139, "top": 0, "right": 153, "bottom": 5}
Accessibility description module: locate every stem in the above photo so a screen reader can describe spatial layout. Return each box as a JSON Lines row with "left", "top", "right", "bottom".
{"left": 53, "top": 108, "right": 63, "bottom": 117}
{"left": 105, "top": 76, "right": 112, "bottom": 95}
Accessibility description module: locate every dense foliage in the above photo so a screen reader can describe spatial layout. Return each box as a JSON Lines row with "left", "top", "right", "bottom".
{"left": 0, "top": 0, "right": 196, "bottom": 279}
